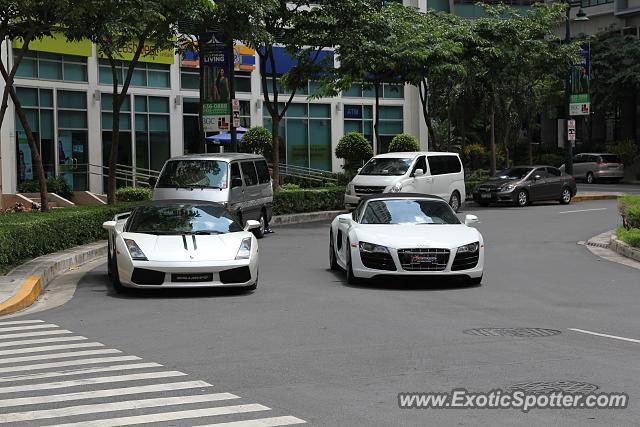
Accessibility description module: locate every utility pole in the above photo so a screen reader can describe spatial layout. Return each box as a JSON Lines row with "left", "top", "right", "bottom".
{"left": 228, "top": 38, "right": 237, "bottom": 152}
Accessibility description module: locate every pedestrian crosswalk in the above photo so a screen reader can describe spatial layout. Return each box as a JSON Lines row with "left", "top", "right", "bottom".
{"left": 0, "top": 319, "right": 306, "bottom": 426}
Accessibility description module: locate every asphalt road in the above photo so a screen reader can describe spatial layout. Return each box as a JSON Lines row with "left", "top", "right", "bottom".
{"left": 577, "top": 181, "right": 640, "bottom": 194}
{"left": 6, "top": 199, "right": 640, "bottom": 426}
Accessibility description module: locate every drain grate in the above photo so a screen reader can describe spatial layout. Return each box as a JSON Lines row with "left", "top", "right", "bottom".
{"left": 463, "top": 328, "right": 562, "bottom": 337}
{"left": 506, "top": 381, "right": 599, "bottom": 394}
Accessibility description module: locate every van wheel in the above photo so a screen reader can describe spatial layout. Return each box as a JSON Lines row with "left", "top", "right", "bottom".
{"left": 254, "top": 211, "right": 267, "bottom": 239}
{"left": 449, "top": 191, "right": 461, "bottom": 212}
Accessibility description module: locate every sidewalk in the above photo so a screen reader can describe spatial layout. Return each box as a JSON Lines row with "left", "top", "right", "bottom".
{"left": 573, "top": 191, "right": 624, "bottom": 202}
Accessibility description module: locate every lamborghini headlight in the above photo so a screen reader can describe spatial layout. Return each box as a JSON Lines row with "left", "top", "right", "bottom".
{"left": 124, "top": 239, "right": 147, "bottom": 261}
{"left": 235, "top": 237, "right": 252, "bottom": 260}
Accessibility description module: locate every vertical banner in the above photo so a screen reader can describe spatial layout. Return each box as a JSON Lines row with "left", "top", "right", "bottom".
{"left": 569, "top": 44, "right": 590, "bottom": 116}
{"left": 201, "top": 32, "right": 231, "bottom": 132}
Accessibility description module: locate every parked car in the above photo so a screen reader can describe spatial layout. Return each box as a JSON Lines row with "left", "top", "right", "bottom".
{"left": 344, "top": 152, "right": 466, "bottom": 212}
{"left": 560, "top": 153, "right": 624, "bottom": 183}
{"left": 472, "top": 166, "right": 577, "bottom": 207}
{"left": 330, "top": 193, "right": 484, "bottom": 285}
{"left": 102, "top": 200, "right": 260, "bottom": 292}
{"left": 151, "top": 153, "right": 273, "bottom": 238}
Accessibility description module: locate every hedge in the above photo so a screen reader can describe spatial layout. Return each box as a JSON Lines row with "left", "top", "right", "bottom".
{"left": 618, "top": 195, "right": 640, "bottom": 248}
{"left": 616, "top": 226, "right": 640, "bottom": 248}
{"left": 116, "top": 187, "right": 152, "bottom": 202}
{"left": 0, "top": 204, "right": 132, "bottom": 273}
{"left": 274, "top": 186, "right": 345, "bottom": 215}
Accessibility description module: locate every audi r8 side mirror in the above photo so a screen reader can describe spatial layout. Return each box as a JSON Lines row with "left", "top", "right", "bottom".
{"left": 245, "top": 220, "right": 261, "bottom": 231}
{"left": 102, "top": 221, "right": 117, "bottom": 231}
{"left": 464, "top": 215, "right": 479, "bottom": 226}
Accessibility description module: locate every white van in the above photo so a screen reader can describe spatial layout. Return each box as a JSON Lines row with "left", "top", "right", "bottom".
{"left": 151, "top": 153, "right": 273, "bottom": 238}
{"left": 344, "top": 152, "right": 466, "bottom": 212}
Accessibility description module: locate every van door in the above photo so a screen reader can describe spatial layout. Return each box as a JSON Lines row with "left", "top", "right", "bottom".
{"left": 240, "top": 161, "right": 261, "bottom": 222}
{"left": 426, "top": 155, "right": 449, "bottom": 198}
{"left": 229, "top": 162, "right": 245, "bottom": 221}
{"left": 409, "top": 155, "right": 430, "bottom": 193}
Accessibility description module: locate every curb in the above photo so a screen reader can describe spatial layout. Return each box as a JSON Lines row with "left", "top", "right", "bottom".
{"left": 610, "top": 234, "right": 640, "bottom": 263}
{"left": 271, "top": 210, "right": 345, "bottom": 226}
{"left": 0, "top": 241, "right": 107, "bottom": 317}
{"left": 573, "top": 194, "right": 621, "bottom": 202}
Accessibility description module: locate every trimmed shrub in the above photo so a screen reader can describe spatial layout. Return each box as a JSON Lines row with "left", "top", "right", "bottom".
{"left": 335, "top": 132, "right": 373, "bottom": 175}
{"left": 616, "top": 226, "right": 640, "bottom": 248}
{"left": 116, "top": 187, "right": 152, "bottom": 203}
{"left": 618, "top": 194, "right": 640, "bottom": 229}
{"left": 274, "top": 186, "right": 345, "bottom": 215}
{"left": 18, "top": 176, "right": 72, "bottom": 201}
{"left": 389, "top": 133, "right": 420, "bottom": 152}
{"left": 241, "top": 126, "right": 272, "bottom": 157}
{"left": 0, "top": 204, "right": 132, "bottom": 272}
{"left": 538, "top": 153, "right": 564, "bottom": 168}
{"left": 606, "top": 139, "right": 638, "bottom": 166}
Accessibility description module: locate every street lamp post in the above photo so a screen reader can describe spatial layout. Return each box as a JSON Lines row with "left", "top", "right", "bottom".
{"left": 564, "top": 3, "right": 589, "bottom": 176}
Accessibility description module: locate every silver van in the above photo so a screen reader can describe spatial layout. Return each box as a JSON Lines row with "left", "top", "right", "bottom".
{"left": 151, "top": 154, "right": 273, "bottom": 238}
{"left": 561, "top": 153, "right": 624, "bottom": 184}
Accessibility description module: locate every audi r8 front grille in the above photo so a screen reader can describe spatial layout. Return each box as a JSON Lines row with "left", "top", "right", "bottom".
{"left": 354, "top": 185, "right": 386, "bottom": 196}
{"left": 451, "top": 252, "right": 480, "bottom": 271}
{"left": 397, "top": 248, "right": 450, "bottom": 271}
{"left": 360, "top": 252, "right": 397, "bottom": 271}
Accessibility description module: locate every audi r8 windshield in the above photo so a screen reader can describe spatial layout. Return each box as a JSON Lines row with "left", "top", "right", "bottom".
{"left": 361, "top": 199, "right": 460, "bottom": 225}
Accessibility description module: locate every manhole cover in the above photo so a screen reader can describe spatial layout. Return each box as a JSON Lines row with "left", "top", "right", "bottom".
{"left": 463, "top": 328, "right": 562, "bottom": 337}
{"left": 506, "top": 381, "right": 599, "bottom": 394}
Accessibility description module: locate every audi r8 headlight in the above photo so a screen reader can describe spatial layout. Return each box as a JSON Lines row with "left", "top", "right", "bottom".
{"left": 457, "top": 242, "right": 480, "bottom": 254}
{"left": 389, "top": 182, "right": 403, "bottom": 193}
{"left": 235, "top": 237, "right": 252, "bottom": 260}
{"left": 359, "top": 241, "right": 390, "bottom": 254}
{"left": 124, "top": 239, "right": 147, "bottom": 261}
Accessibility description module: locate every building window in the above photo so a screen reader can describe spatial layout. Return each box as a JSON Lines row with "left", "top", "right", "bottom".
{"left": 14, "top": 51, "right": 88, "bottom": 82}
{"left": 98, "top": 60, "right": 170, "bottom": 88}
{"left": 15, "top": 88, "right": 55, "bottom": 187}
{"left": 180, "top": 68, "right": 252, "bottom": 92}
{"left": 263, "top": 103, "right": 332, "bottom": 171}
{"left": 183, "top": 97, "right": 199, "bottom": 154}
{"left": 57, "top": 90, "right": 89, "bottom": 190}
{"left": 342, "top": 83, "right": 403, "bottom": 99}
{"left": 378, "top": 105, "right": 404, "bottom": 153}
{"left": 135, "top": 96, "right": 171, "bottom": 172}
{"left": 101, "top": 94, "right": 133, "bottom": 187}
{"left": 344, "top": 105, "right": 374, "bottom": 144}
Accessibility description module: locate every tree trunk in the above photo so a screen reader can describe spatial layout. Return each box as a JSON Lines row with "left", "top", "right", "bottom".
{"left": 12, "top": 91, "right": 48, "bottom": 212}
{"left": 418, "top": 80, "right": 437, "bottom": 151}
{"left": 107, "top": 95, "right": 121, "bottom": 205}
{"left": 490, "top": 99, "right": 496, "bottom": 176}
{"left": 271, "top": 115, "right": 280, "bottom": 192}
{"left": 374, "top": 83, "right": 381, "bottom": 154}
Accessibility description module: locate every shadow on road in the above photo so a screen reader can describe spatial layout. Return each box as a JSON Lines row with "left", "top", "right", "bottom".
{"left": 326, "top": 269, "right": 482, "bottom": 291}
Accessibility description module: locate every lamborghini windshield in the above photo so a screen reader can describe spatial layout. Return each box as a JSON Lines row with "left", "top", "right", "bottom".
{"left": 126, "top": 203, "right": 242, "bottom": 235}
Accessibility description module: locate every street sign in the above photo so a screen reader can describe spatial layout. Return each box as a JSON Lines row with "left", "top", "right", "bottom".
{"left": 203, "top": 102, "right": 230, "bottom": 132}
{"left": 232, "top": 111, "right": 240, "bottom": 128}
{"left": 568, "top": 119, "right": 576, "bottom": 141}
{"left": 231, "top": 99, "right": 240, "bottom": 113}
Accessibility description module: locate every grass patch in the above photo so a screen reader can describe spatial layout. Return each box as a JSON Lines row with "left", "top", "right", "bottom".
{"left": 616, "top": 226, "right": 640, "bottom": 248}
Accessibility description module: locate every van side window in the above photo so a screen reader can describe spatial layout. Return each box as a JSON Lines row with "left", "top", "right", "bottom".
{"left": 255, "top": 160, "right": 271, "bottom": 184}
{"left": 241, "top": 161, "right": 259, "bottom": 186}
{"left": 428, "top": 155, "right": 461, "bottom": 175}
{"left": 230, "top": 163, "right": 242, "bottom": 188}
{"left": 412, "top": 156, "right": 427, "bottom": 175}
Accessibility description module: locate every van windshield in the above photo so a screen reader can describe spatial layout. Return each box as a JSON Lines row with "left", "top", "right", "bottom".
{"left": 157, "top": 160, "right": 228, "bottom": 189}
{"left": 359, "top": 158, "right": 413, "bottom": 176}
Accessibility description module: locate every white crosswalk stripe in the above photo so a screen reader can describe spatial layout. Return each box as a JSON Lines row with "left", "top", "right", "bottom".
{"left": 0, "top": 321, "right": 306, "bottom": 426}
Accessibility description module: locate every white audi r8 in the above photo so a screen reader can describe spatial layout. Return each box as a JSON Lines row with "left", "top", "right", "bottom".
{"left": 329, "top": 194, "right": 484, "bottom": 285}
{"left": 102, "top": 200, "right": 260, "bottom": 292}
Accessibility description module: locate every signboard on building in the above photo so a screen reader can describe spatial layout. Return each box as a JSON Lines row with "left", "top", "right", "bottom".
{"left": 201, "top": 33, "right": 230, "bottom": 131}
{"left": 344, "top": 105, "right": 363, "bottom": 119}
{"left": 13, "top": 33, "right": 93, "bottom": 57}
{"left": 180, "top": 42, "right": 255, "bottom": 71}
{"left": 569, "top": 44, "right": 590, "bottom": 116}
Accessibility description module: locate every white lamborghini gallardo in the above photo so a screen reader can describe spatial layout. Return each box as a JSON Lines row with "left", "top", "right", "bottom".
{"left": 103, "top": 200, "right": 260, "bottom": 292}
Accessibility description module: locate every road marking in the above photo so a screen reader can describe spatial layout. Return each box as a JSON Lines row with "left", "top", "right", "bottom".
{"left": 0, "top": 335, "right": 87, "bottom": 348}
{"left": 0, "top": 393, "right": 241, "bottom": 422}
{"left": 0, "top": 341, "right": 103, "bottom": 356}
{"left": 0, "top": 323, "right": 59, "bottom": 333}
{"left": 0, "top": 370, "right": 187, "bottom": 394}
{"left": 0, "top": 362, "right": 161, "bottom": 383}
{"left": 0, "top": 355, "right": 141, "bottom": 373}
{"left": 0, "top": 319, "right": 44, "bottom": 326}
{"left": 195, "top": 416, "right": 307, "bottom": 427}
{"left": 0, "top": 348, "right": 120, "bottom": 364}
{"left": 0, "top": 329, "right": 72, "bottom": 340}
{"left": 40, "top": 404, "right": 270, "bottom": 427}
{"left": 569, "top": 328, "right": 640, "bottom": 344}
{"left": 558, "top": 208, "right": 608, "bottom": 214}
{"left": 0, "top": 380, "right": 214, "bottom": 408}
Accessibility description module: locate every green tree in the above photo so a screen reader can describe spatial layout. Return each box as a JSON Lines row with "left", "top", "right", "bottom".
{"left": 0, "top": 0, "right": 69, "bottom": 211}
{"left": 389, "top": 133, "right": 419, "bottom": 152}
{"left": 65, "top": 0, "right": 191, "bottom": 204}
{"left": 335, "top": 132, "right": 373, "bottom": 176}
{"left": 241, "top": 126, "right": 272, "bottom": 157}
